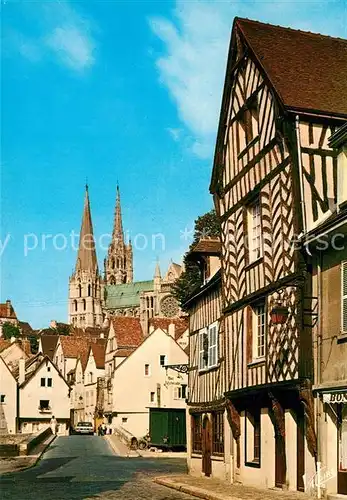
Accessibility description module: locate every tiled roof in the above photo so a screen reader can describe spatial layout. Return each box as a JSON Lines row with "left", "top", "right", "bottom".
{"left": 111, "top": 317, "right": 144, "bottom": 348}
{"left": 105, "top": 281, "right": 154, "bottom": 309}
{"left": 90, "top": 342, "right": 106, "bottom": 369}
{"left": 235, "top": 18, "right": 347, "bottom": 117}
{"left": 113, "top": 348, "right": 136, "bottom": 358}
{"left": 40, "top": 335, "right": 59, "bottom": 360}
{"left": 189, "top": 238, "right": 221, "bottom": 256}
{"left": 149, "top": 317, "right": 189, "bottom": 340}
{"left": 18, "top": 321, "right": 34, "bottom": 336}
{"left": 0, "top": 302, "right": 17, "bottom": 320}
{"left": 60, "top": 336, "right": 91, "bottom": 359}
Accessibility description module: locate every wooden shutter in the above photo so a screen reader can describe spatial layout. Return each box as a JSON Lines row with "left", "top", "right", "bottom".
{"left": 342, "top": 262, "right": 347, "bottom": 334}
{"left": 246, "top": 306, "right": 253, "bottom": 364}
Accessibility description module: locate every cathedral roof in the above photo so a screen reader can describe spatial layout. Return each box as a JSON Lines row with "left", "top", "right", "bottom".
{"left": 75, "top": 186, "right": 98, "bottom": 273}
{"left": 105, "top": 280, "right": 154, "bottom": 309}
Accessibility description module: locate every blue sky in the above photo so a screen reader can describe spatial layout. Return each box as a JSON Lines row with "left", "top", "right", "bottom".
{"left": 1, "top": 0, "right": 346, "bottom": 328}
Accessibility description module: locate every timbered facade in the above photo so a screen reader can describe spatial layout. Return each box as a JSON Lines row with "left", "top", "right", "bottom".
{"left": 210, "top": 18, "right": 347, "bottom": 491}
{"left": 184, "top": 239, "right": 230, "bottom": 479}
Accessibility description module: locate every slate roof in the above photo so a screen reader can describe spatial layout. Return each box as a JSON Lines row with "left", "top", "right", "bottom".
{"left": 105, "top": 280, "right": 154, "bottom": 309}
{"left": 0, "top": 302, "right": 17, "bottom": 320}
{"left": 40, "top": 335, "right": 59, "bottom": 360}
{"left": 149, "top": 317, "right": 189, "bottom": 340}
{"left": 235, "top": 18, "right": 347, "bottom": 117}
{"left": 111, "top": 317, "right": 144, "bottom": 348}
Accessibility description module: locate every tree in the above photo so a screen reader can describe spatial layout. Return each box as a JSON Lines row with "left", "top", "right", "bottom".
{"left": 28, "top": 335, "right": 39, "bottom": 354}
{"left": 2, "top": 322, "right": 21, "bottom": 340}
{"left": 172, "top": 209, "right": 220, "bottom": 310}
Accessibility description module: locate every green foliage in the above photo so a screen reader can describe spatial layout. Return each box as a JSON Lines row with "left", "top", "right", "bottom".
{"left": 172, "top": 209, "right": 220, "bottom": 310}
{"left": 2, "top": 322, "right": 21, "bottom": 340}
{"left": 53, "top": 323, "right": 71, "bottom": 336}
{"left": 28, "top": 335, "right": 39, "bottom": 354}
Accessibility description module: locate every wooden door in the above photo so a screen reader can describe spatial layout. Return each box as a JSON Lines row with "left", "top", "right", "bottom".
{"left": 338, "top": 405, "right": 347, "bottom": 494}
{"left": 275, "top": 431, "right": 286, "bottom": 488}
{"left": 202, "top": 415, "right": 212, "bottom": 477}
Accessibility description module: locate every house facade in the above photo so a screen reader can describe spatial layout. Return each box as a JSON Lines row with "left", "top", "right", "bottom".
{"left": 307, "top": 123, "right": 347, "bottom": 496}
{"left": 110, "top": 327, "right": 188, "bottom": 439}
{"left": 184, "top": 239, "right": 227, "bottom": 480}
{"left": 0, "top": 356, "right": 17, "bottom": 434}
{"left": 208, "top": 18, "right": 347, "bottom": 492}
{"left": 17, "top": 354, "right": 70, "bottom": 434}
{"left": 84, "top": 343, "right": 105, "bottom": 428}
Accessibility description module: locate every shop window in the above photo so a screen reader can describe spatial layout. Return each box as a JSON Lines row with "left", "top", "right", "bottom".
{"left": 245, "top": 409, "right": 261, "bottom": 466}
{"left": 192, "top": 414, "right": 202, "bottom": 453}
{"left": 212, "top": 412, "right": 224, "bottom": 456}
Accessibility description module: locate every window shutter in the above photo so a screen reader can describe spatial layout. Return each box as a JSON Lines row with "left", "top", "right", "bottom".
{"left": 199, "top": 329, "right": 205, "bottom": 369}
{"left": 342, "top": 262, "right": 347, "bottom": 334}
{"left": 246, "top": 306, "right": 253, "bottom": 363}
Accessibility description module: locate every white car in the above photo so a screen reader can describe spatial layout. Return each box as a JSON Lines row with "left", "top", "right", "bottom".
{"left": 74, "top": 422, "right": 94, "bottom": 435}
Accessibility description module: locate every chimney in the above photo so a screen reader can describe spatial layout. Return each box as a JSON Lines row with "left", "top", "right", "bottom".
{"left": 10, "top": 336, "right": 16, "bottom": 343}
{"left": 6, "top": 300, "right": 11, "bottom": 317}
{"left": 18, "top": 358, "right": 25, "bottom": 385}
{"left": 168, "top": 322, "right": 175, "bottom": 338}
{"left": 50, "top": 320, "right": 57, "bottom": 329}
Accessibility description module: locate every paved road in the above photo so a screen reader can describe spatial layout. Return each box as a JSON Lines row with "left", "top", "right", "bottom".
{"left": 0, "top": 435, "right": 194, "bottom": 500}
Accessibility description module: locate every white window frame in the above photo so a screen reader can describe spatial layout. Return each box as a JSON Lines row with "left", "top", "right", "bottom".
{"left": 248, "top": 201, "right": 262, "bottom": 262}
{"left": 342, "top": 261, "right": 347, "bottom": 334}
{"left": 198, "top": 328, "right": 207, "bottom": 371}
{"left": 208, "top": 322, "right": 218, "bottom": 369}
{"left": 252, "top": 304, "right": 266, "bottom": 360}
{"left": 174, "top": 384, "right": 187, "bottom": 400}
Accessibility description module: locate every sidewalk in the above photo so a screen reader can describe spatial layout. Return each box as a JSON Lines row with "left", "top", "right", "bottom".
{"left": 0, "top": 434, "right": 56, "bottom": 475}
{"left": 105, "top": 434, "right": 187, "bottom": 459}
{"left": 154, "top": 475, "right": 311, "bottom": 500}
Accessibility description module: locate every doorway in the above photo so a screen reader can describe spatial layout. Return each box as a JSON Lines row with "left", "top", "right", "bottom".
{"left": 202, "top": 414, "right": 212, "bottom": 477}
{"left": 275, "top": 431, "right": 286, "bottom": 488}
{"left": 338, "top": 404, "right": 347, "bottom": 494}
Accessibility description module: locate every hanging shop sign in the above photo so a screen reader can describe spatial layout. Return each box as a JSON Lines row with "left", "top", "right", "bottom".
{"left": 322, "top": 391, "right": 347, "bottom": 404}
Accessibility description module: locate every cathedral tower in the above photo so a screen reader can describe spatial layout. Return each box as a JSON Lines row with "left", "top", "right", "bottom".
{"left": 68, "top": 186, "right": 103, "bottom": 328}
{"left": 104, "top": 185, "right": 133, "bottom": 285}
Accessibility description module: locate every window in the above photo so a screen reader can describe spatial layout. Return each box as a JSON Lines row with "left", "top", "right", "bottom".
{"left": 150, "top": 392, "right": 155, "bottom": 403}
{"left": 212, "top": 412, "right": 224, "bottom": 455}
{"left": 245, "top": 409, "right": 261, "bottom": 466}
{"left": 122, "top": 417, "right": 128, "bottom": 424}
{"left": 0, "top": 395, "right": 5, "bottom": 403}
{"left": 339, "top": 405, "right": 347, "bottom": 472}
{"left": 41, "top": 378, "right": 45, "bottom": 387}
{"left": 32, "top": 422, "right": 40, "bottom": 432}
{"left": 39, "top": 400, "right": 50, "bottom": 410}
{"left": 174, "top": 384, "right": 187, "bottom": 399}
{"left": 82, "top": 299, "right": 86, "bottom": 311}
{"left": 47, "top": 378, "right": 52, "bottom": 387}
{"left": 342, "top": 261, "right": 347, "bottom": 334}
{"left": 248, "top": 201, "right": 262, "bottom": 262}
{"left": 192, "top": 414, "right": 202, "bottom": 453}
{"left": 253, "top": 304, "right": 266, "bottom": 359}
{"left": 159, "top": 355, "right": 166, "bottom": 366}
{"left": 199, "top": 323, "right": 219, "bottom": 371}
{"left": 144, "top": 364, "right": 150, "bottom": 376}
{"left": 239, "top": 96, "right": 259, "bottom": 150}
{"left": 47, "top": 367, "right": 51, "bottom": 372}
{"left": 74, "top": 300, "right": 77, "bottom": 312}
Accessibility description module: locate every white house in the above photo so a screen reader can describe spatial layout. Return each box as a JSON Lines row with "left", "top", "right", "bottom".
{"left": 70, "top": 357, "right": 85, "bottom": 425}
{"left": 0, "top": 338, "right": 30, "bottom": 372}
{"left": 0, "top": 356, "right": 17, "bottom": 434}
{"left": 17, "top": 353, "right": 70, "bottom": 434}
{"left": 111, "top": 327, "right": 188, "bottom": 438}
{"left": 84, "top": 342, "right": 106, "bottom": 427}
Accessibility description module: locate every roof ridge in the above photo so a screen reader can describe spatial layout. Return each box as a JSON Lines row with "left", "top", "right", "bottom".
{"left": 236, "top": 17, "right": 347, "bottom": 43}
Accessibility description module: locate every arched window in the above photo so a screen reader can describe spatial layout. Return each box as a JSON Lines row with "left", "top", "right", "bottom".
{"left": 82, "top": 299, "right": 86, "bottom": 311}
{"left": 78, "top": 284, "right": 82, "bottom": 298}
{"left": 88, "top": 284, "right": 91, "bottom": 297}
{"left": 117, "top": 258, "right": 121, "bottom": 268}
{"left": 112, "top": 258, "right": 115, "bottom": 269}
{"left": 110, "top": 276, "right": 115, "bottom": 285}
{"left": 74, "top": 300, "right": 77, "bottom": 312}
{"left": 146, "top": 297, "right": 150, "bottom": 308}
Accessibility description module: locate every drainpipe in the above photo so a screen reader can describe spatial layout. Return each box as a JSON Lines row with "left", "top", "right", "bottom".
{"left": 295, "top": 115, "right": 307, "bottom": 235}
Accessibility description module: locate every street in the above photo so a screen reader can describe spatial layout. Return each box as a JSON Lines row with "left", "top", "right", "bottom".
{"left": 0, "top": 436, "right": 194, "bottom": 500}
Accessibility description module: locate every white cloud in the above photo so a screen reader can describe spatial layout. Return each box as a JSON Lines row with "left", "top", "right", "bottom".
{"left": 5, "top": 1, "right": 96, "bottom": 72}
{"left": 166, "top": 127, "right": 183, "bottom": 141}
{"left": 149, "top": 0, "right": 346, "bottom": 158}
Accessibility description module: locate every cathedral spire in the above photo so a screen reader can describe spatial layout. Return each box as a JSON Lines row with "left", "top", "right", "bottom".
{"left": 113, "top": 184, "right": 124, "bottom": 243}
{"left": 76, "top": 186, "right": 98, "bottom": 273}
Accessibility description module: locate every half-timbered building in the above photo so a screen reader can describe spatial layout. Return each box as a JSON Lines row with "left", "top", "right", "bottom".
{"left": 210, "top": 18, "right": 347, "bottom": 491}
{"left": 184, "top": 239, "right": 229, "bottom": 479}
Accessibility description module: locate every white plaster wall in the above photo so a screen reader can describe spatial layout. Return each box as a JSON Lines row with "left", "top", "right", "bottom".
{"left": 239, "top": 409, "right": 275, "bottom": 488}
{"left": 112, "top": 328, "right": 188, "bottom": 438}
{"left": 0, "top": 358, "right": 17, "bottom": 434}
{"left": 19, "top": 362, "right": 70, "bottom": 422}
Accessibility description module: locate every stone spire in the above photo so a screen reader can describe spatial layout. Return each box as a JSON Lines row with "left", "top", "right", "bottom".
{"left": 113, "top": 184, "right": 124, "bottom": 244}
{"left": 75, "top": 185, "right": 98, "bottom": 273}
{"left": 105, "top": 185, "right": 133, "bottom": 285}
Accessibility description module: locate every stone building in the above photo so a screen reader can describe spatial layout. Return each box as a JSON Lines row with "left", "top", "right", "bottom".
{"left": 68, "top": 185, "right": 183, "bottom": 333}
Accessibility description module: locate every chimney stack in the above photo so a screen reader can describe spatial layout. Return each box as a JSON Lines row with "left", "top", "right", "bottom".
{"left": 168, "top": 322, "right": 175, "bottom": 338}
{"left": 18, "top": 358, "right": 25, "bottom": 385}
{"left": 50, "top": 320, "right": 57, "bottom": 329}
{"left": 6, "top": 300, "right": 11, "bottom": 317}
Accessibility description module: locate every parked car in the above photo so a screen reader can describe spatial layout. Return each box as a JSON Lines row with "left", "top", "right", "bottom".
{"left": 73, "top": 422, "right": 94, "bottom": 435}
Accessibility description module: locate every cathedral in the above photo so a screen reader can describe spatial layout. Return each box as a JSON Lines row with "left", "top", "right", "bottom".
{"left": 68, "top": 186, "right": 182, "bottom": 333}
